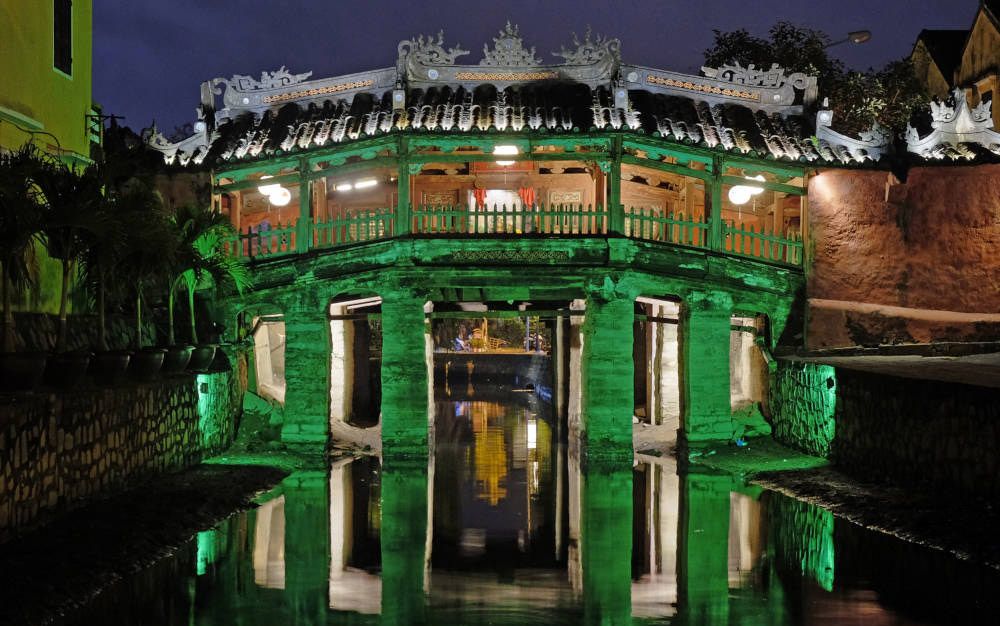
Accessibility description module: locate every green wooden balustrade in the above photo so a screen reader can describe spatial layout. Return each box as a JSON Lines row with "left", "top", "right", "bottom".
{"left": 724, "top": 221, "right": 803, "bottom": 266}
{"left": 412, "top": 203, "right": 607, "bottom": 236}
{"left": 221, "top": 204, "right": 804, "bottom": 267}
{"left": 624, "top": 207, "right": 709, "bottom": 248}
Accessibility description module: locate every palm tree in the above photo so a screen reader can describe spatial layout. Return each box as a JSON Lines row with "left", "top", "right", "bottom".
{"left": 33, "top": 158, "right": 105, "bottom": 353}
{"left": 117, "top": 197, "right": 175, "bottom": 352}
{"left": 0, "top": 145, "right": 44, "bottom": 353}
{"left": 81, "top": 178, "right": 151, "bottom": 351}
{"left": 168, "top": 204, "right": 251, "bottom": 346}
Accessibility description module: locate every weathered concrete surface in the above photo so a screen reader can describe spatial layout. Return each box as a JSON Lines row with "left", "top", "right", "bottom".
{"left": 807, "top": 166, "right": 1000, "bottom": 349}
{"left": 680, "top": 292, "right": 736, "bottom": 441}
{"left": 580, "top": 287, "right": 634, "bottom": 457}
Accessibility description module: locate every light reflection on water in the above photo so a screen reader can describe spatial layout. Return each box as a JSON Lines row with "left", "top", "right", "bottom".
{"left": 63, "top": 390, "right": 1000, "bottom": 625}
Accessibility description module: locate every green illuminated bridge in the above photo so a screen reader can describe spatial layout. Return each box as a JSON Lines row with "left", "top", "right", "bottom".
{"left": 151, "top": 26, "right": 878, "bottom": 457}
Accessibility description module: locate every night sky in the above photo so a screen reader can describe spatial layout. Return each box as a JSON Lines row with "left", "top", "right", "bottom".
{"left": 94, "top": 0, "right": 975, "bottom": 133}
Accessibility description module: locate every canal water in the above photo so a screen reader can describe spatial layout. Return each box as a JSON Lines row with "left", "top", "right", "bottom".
{"left": 61, "top": 387, "right": 999, "bottom": 625}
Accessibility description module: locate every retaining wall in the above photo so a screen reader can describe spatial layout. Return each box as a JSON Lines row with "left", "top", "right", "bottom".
{"left": 0, "top": 370, "right": 240, "bottom": 543}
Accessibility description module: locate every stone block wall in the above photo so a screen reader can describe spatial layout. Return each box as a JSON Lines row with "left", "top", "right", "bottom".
{"left": 831, "top": 370, "right": 1000, "bottom": 499}
{"left": 767, "top": 362, "right": 837, "bottom": 457}
{"left": 0, "top": 371, "right": 240, "bottom": 543}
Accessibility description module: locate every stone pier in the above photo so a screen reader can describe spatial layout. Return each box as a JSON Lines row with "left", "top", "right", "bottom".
{"left": 282, "top": 303, "right": 332, "bottom": 445}
{"left": 681, "top": 292, "right": 735, "bottom": 441}
{"left": 379, "top": 290, "right": 431, "bottom": 458}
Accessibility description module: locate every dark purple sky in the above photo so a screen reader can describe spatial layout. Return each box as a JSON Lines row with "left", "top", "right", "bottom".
{"left": 94, "top": 0, "right": 975, "bottom": 132}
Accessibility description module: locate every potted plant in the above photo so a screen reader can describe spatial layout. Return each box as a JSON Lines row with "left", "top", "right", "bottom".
{"left": 33, "top": 158, "right": 106, "bottom": 388}
{"left": 169, "top": 204, "right": 251, "bottom": 372}
{"left": 0, "top": 145, "right": 47, "bottom": 391}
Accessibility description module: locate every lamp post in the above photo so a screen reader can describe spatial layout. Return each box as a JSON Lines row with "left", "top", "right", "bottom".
{"left": 825, "top": 30, "right": 872, "bottom": 48}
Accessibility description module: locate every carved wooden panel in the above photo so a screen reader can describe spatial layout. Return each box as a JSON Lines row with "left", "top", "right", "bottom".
{"left": 548, "top": 190, "right": 583, "bottom": 204}
{"left": 422, "top": 190, "right": 459, "bottom": 205}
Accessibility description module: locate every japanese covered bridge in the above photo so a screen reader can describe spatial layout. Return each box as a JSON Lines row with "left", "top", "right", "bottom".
{"left": 151, "top": 24, "right": 896, "bottom": 458}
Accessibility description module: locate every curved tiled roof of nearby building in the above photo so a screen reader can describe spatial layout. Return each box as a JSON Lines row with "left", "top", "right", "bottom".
{"left": 149, "top": 23, "right": 978, "bottom": 169}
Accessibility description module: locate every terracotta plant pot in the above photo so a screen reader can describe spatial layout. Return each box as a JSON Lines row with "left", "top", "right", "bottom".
{"left": 161, "top": 345, "right": 194, "bottom": 375}
{"left": 90, "top": 350, "right": 132, "bottom": 386}
{"left": 0, "top": 351, "right": 48, "bottom": 392}
{"left": 186, "top": 344, "right": 218, "bottom": 372}
{"left": 129, "top": 348, "right": 166, "bottom": 382}
{"left": 45, "top": 352, "right": 93, "bottom": 389}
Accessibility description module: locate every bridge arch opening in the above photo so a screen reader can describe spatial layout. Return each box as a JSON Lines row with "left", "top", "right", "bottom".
{"left": 329, "top": 295, "right": 383, "bottom": 431}
{"left": 634, "top": 297, "right": 682, "bottom": 441}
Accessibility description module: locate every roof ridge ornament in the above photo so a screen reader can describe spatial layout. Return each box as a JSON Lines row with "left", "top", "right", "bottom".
{"left": 814, "top": 101, "right": 890, "bottom": 163}
{"left": 228, "top": 66, "right": 313, "bottom": 92}
{"left": 909, "top": 88, "right": 1000, "bottom": 160}
{"left": 553, "top": 27, "right": 621, "bottom": 65}
{"left": 479, "top": 22, "right": 542, "bottom": 66}
{"left": 701, "top": 61, "right": 817, "bottom": 104}
{"left": 397, "top": 31, "right": 470, "bottom": 66}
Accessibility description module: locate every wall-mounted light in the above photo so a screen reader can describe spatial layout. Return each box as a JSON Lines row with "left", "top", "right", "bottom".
{"left": 494, "top": 145, "right": 518, "bottom": 166}
{"left": 334, "top": 183, "right": 353, "bottom": 192}
{"left": 727, "top": 175, "right": 766, "bottom": 206}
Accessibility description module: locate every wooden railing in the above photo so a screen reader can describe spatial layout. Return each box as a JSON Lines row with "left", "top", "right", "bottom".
{"left": 624, "top": 207, "right": 708, "bottom": 248}
{"left": 412, "top": 204, "right": 607, "bottom": 236}
{"left": 221, "top": 205, "right": 804, "bottom": 268}
{"left": 724, "top": 222, "right": 803, "bottom": 266}
{"left": 224, "top": 222, "right": 297, "bottom": 259}
{"left": 314, "top": 208, "right": 395, "bottom": 249}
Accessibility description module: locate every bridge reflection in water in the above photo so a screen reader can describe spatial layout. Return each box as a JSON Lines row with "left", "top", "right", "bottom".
{"left": 67, "top": 390, "right": 1000, "bottom": 625}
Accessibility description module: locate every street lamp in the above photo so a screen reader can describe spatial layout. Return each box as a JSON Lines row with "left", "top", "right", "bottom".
{"left": 826, "top": 30, "right": 872, "bottom": 48}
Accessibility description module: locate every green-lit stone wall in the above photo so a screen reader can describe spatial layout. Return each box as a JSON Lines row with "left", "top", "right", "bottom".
{"left": 767, "top": 362, "right": 837, "bottom": 457}
{"left": 766, "top": 490, "right": 835, "bottom": 591}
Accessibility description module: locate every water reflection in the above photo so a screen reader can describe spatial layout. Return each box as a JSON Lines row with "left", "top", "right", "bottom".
{"left": 63, "top": 390, "right": 1000, "bottom": 625}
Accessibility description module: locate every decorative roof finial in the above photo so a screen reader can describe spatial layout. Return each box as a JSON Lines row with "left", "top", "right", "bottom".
{"left": 480, "top": 22, "right": 542, "bottom": 66}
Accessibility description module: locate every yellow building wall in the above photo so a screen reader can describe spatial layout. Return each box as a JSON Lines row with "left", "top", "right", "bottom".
{"left": 957, "top": 10, "right": 1000, "bottom": 127}
{"left": 0, "top": 1, "right": 94, "bottom": 314}
{"left": 910, "top": 41, "right": 953, "bottom": 100}
{"left": 0, "top": 0, "right": 93, "bottom": 162}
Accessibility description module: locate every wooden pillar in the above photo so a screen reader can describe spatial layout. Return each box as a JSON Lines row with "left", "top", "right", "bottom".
{"left": 296, "top": 168, "right": 312, "bottom": 253}
{"left": 708, "top": 156, "right": 723, "bottom": 251}
{"left": 680, "top": 291, "right": 733, "bottom": 441}
{"left": 379, "top": 289, "right": 430, "bottom": 458}
{"left": 607, "top": 136, "right": 624, "bottom": 235}
{"left": 396, "top": 139, "right": 412, "bottom": 236}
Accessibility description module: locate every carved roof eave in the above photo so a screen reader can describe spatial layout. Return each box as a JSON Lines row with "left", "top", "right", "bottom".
{"left": 145, "top": 125, "right": 216, "bottom": 166}
{"left": 620, "top": 64, "right": 809, "bottom": 114}
{"left": 209, "top": 67, "right": 397, "bottom": 121}
{"left": 907, "top": 88, "right": 1000, "bottom": 160}
{"left": 814, "top": 109, "right": 890, "bottom": 163}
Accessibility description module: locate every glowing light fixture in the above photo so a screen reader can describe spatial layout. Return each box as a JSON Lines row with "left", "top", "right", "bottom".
{"left": 727, "top": 175, "right": 766, "bottom": 205}
{"left": 334, "top": 182, "right": 353, "bottom": 192}
{"left": 268, "top": 186, "right": 292, "bottom": 207}
{"left": 354, "top": 178, "right": 378, "bottom": 189}
{"left": 527, "top": 417, "right": 537, "bottom": 450}
{"left": 494, "top": 144, "right": 518, "bottom": 166}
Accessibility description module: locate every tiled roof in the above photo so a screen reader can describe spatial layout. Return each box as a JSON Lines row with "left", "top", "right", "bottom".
{"left": 146, "top": 25, "right": 888, "bottom": 169}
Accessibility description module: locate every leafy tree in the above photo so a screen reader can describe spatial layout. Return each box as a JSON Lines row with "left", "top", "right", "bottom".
{"left": 704, "top": 21, "right": 929, "bottom": 135}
